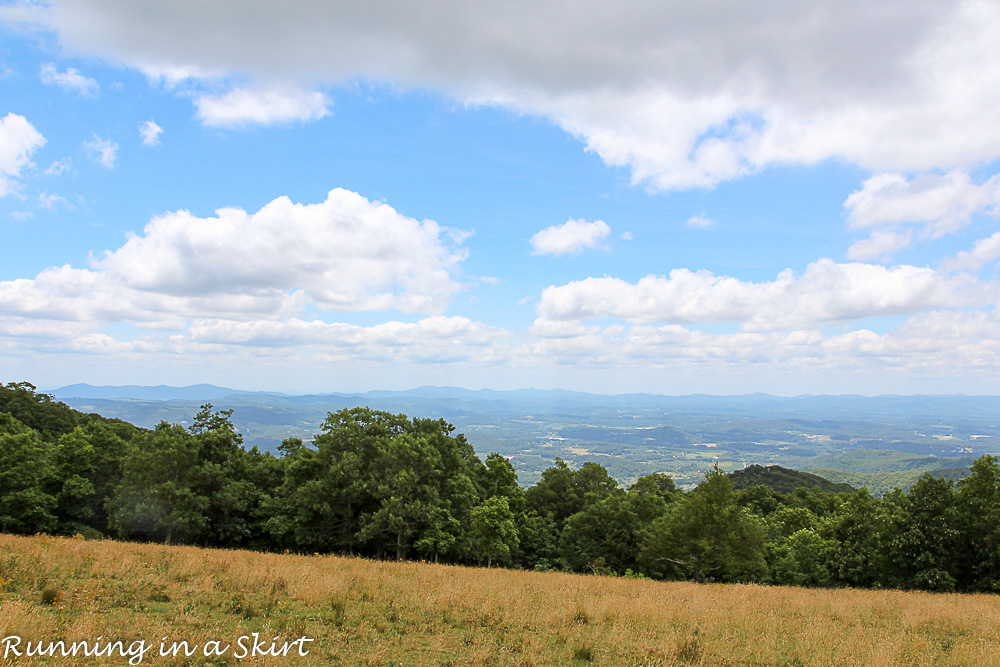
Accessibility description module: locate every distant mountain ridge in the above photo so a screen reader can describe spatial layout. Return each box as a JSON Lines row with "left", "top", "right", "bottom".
{"left": 49, "top": 382, "right": 1000, "bottom": 407}
{"left": 50, "top": 383, "right": 282, "bottom": 401}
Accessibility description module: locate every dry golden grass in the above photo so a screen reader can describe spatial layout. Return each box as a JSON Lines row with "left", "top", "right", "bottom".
{"left": 2, "top": 533, "right": 999, "bottom": 666}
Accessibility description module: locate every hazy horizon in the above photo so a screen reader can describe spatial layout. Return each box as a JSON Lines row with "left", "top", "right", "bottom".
{"left": 39, "top": 381, "right": 1000, "bottom": 401}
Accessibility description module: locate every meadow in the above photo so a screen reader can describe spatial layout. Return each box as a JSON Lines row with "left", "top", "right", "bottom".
{"left": 2, "top": 534, "right": 999, "bottom": 666}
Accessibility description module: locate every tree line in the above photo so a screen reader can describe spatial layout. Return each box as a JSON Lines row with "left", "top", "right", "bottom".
{"left": 2, "top": 381, "right": 999, "bottom": 593}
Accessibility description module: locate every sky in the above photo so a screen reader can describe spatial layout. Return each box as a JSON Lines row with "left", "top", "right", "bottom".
{"left": 1, "top": 0, "right": 1000, "bottom": 396}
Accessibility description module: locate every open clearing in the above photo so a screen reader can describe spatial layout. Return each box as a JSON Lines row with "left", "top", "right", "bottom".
{"left": 2, "top": 534, "right": 999, "bottom": 666}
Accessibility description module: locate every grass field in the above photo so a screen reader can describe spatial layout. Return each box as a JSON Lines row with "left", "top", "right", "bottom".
{"left": 2, "top": 534, "right": 1000, "bottom": 666}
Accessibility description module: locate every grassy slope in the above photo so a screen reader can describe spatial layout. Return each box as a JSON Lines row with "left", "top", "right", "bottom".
{"left": 2, "top": 536, "right": 1000, "bottom": 666}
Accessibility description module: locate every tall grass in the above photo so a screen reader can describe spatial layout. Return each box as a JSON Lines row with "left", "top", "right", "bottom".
{"left": 1, "top": 533, "right": 998, "bottom": 665}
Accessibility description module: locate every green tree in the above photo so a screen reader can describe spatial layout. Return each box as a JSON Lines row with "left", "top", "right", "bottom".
{"left": 471, "top": 496, "right": 518, "bottom": 567}
{"left": 881, "top": 474, "right": 960, "bottom": 591}
{"left": 560, "top": 491, "right": 641, "bottom": 574}
{"left": 512, "top": 510, "right": 560, "bottom": 570}
{"left": 525, "top": 459, "right": 618, "bottom": 531}
{"left": 525, "top": 458, "right": 580, "bottom": 526}
{"left": 188, "top": 404, "right": 261, "bottom": 547}
{"left": 108, "top": 423, "right": 209, "bottom": 545}
{"left": 773, "top": 529, "right": 834, "bottom": 587}
{"left": 824, "top": 488, "right": 882, "bottom": 588}
{"left": 640, "top": 465, "right": 765, "bottom": 583}
{"left": 478, "top": 453, "right": 524, "bottom": 512}
{"left": 52, "top": 427, "right": 99, "bottom": 534}
{"left": 0, "top": 382, "right": 79, "bottom": 440}
{"left": 955, "top": 455, "right": 1000, "bottom": 591}
{"left": 359, "top": 432, "right": 438, "bottom": 561}
{"left": 0, "top": 430, "right": 57, "bottom": 534}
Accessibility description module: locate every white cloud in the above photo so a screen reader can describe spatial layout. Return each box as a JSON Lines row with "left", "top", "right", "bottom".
{"left": 941, "top": 232, "right": 1000, "bottom": 273}
{"left": 843, "top": 170, "right": 1000, "bottom": 259}
{"left": 845, "top": 171, "right": 1000, "bottom": 234}
{"left": 537, "top": 259, "right": 994, "bottom": 332}
{"left": 38, "top": 192, "right": 66, "bottom": 209}
{"left": 0, "top": 112, "right": 46, "bottom": 197}
{"left": 187, "top": 316, "right": 507, "bottom": 357}
{"left": 686, "top": 214, "right": 714, "bottom": 229}
{"left": 12, "top": 1, "right": 1000, "bottom": 189}
{"left": 138, "top": 119, "right": 162, "bottom": 146}
{"left": 0, "top": 189, "right": 468, "bottom": 328}
{"left": 44, "top": 158, "right": 72, "bottom": 176}
{"left": 83, "top": 134, "right": 118, "bottom": 169}
{"left": 195, "top": 87, "right": 330, "bottom": 128}
{"left": 846, "top": 229, "right": 913, "bottom": 261}
{"left": 6, "top": 305, "right": 1000, "bottom": 393}
{"left": 522, "top": 309, "right": 1000, "bottom": 381}
{"left": 39, "top": 63, "right": 99, "bottom": 96}
{"left": 138, "top": 63, "right": 224, "bottom": 88}
{"left": 94, "top": 189, "right": 465, "bottom": 313}
{"left": 530, "top": 218, "right": 611, "bottom": 256}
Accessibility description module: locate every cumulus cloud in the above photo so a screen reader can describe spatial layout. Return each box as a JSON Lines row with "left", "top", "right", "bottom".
{"left": 138, "top": 119, "right": 162, "bottom": 146}
{"left": 83, "top": 134, "right": 117, "bottom": 168}
{"left": 530, "top": 219, "right": 610, "bottom": 256}
{"left": 39, "top": 63, "right": 99, "bottom": 96}
{"left": 0, "top": 112, "right": 46, "bottom": 197}
{"left": 537, "top": 259, "right": 994, "bottom": 332}
{"left": 8, "top": 0, "right": 1000, "bottom": 189}
{"left": 0, "top": 189, "right": 468, "bottom": 328}
{"left": 195, "top": 87, "right": 330, "bottom": 128}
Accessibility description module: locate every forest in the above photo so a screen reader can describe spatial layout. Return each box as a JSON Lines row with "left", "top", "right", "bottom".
{"left": 2, "top": 381, "right": 999, "bottom": 594}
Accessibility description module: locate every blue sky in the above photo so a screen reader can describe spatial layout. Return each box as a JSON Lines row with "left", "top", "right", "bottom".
{"left": 2, "top": 0, "right": 1000, "bottom": 395}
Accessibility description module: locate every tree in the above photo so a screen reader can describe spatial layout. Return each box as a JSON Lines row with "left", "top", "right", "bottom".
{"left": 266, "top": 408, "right": 483, "bottom": 562}
{"left": 640, "top": 465, "right": 765, "bottom": 583}
{"left": 626, "top": 473, "right": 678, "bottom": 526}
{"left": 824, "top": 488, "right": 882, "bottom": 588}
{"left": 358, "top": 432, "right": 438, "bottom": 561}
{"left": 880, "top": 474, "right": 960, "bottom": 591}
{"left": 512, "top": 510, "right": 560, "bottom": 570}
{"left": 525, "top": 458, "right": 580, "bottom": 526}
{"left": 471, "top": 496, "right": 518, "bottom": 568}
{"left": 525, "top": 459, "right": 619, "bottom": 531}
{"left": 773, "top": 529, "right": 834, "bottom": 587}
{"left": 108, "top": 423, "right": 209, "bottom": 545}
{"left": 52, "top": 427, "right": 99, "bottom": 534}
{"left": 477, "top": 453, "right": 524, "bottom": 512}
{"left": 0, "top": 382, "right": 79, "bottom": 440}
{"left": 0, "top": 430, "right": 57, "bottom": 534}
{"left": 560, "top": 492, "right": 641, "bottom": 574}
{"left": 188, "top": 404, "right": 260, "bottom": 547}
{"left": 955, "top": 455, "right": 1000, "bottom": 591}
